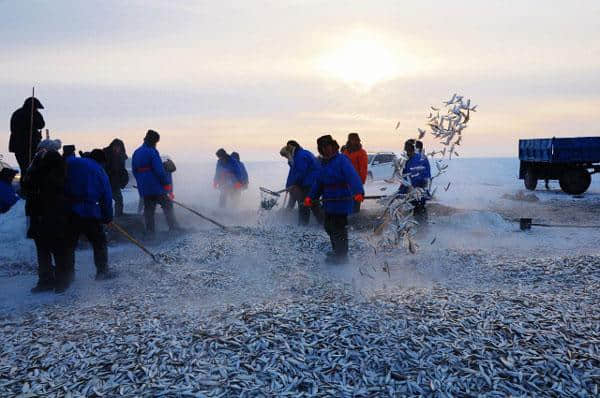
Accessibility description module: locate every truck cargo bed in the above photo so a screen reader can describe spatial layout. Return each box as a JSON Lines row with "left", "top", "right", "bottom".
{"left": 519, "top": 137, "right": 600, "bottom": 163}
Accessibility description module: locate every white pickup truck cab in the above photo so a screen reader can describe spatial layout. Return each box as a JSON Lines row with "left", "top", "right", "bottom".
{"left": 367, "top": 152, "right": 397, "bottom": 181}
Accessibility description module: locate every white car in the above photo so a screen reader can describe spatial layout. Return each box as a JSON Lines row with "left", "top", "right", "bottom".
{"left": 367, "top": 152, "right": 397, "bottom": 181}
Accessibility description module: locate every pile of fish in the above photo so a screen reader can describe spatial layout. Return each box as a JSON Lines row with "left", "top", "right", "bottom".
{"left": 0, "top": 222, "right": 598, "bottom": 396}
{"left": 0, "top": 259, "right": 36, "bottom": 278}
{"left": 375, "top": 94, "right": 477, "bottom": 257}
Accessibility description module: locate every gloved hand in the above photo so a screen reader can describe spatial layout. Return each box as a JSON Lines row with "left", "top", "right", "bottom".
{"left": 303, "top": 197, "right": 313, "bottom": 207}
{"left": 234, "top": 182, "right": 243, "bottom": 189}
{"left": 354, "top": 194, "right": 364, "bottom": 203}
{"left": 213, "top": 182, "right": 218, "bottom": 189}
{"left": 163, "top": 185, "right": 174, "bottom": 200}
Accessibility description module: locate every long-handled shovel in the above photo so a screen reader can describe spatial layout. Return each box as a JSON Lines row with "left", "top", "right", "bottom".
{"left": 316, "top": 195, "right": 385, "bottom": 202}
{"left": 259, "top": 187, "right": 287, "bottom": 197}
{"left": 171, "top": 200, "right": 228, "bottom": 230}
{"left": 110, "top": 221, "right": 160, "bottom": 264}
{"left": 132, "top": 185, "right": 228, "bottom": 230}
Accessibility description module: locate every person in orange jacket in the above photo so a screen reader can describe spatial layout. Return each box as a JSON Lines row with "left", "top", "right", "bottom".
{"left": 342, "top": 132, "right": 368, "bottom": 212}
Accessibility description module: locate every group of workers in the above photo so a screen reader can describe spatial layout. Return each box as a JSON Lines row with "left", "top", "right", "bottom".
{"left": 0, "top": 96, "right": 434, "bottom": 292}
{"left": 1, "top": 97, "right": 181, "bottom": 293}
{"left": 280, "top": 133, "right": 431, "bottom": 263}
{"left": 213, "top": 149, "right": 249, "bottom": 207}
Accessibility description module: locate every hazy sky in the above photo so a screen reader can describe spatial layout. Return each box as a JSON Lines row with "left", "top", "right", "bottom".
{"left": 1, "top": 0, "right": 599, "bottom": 162}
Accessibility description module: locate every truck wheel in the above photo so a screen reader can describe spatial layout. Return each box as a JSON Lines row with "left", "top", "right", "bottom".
{"left": 524, "top": 168, "right": 537, "bottom": 191}
{"left": 559, "top": 169, "right": 591, "bottom": 195}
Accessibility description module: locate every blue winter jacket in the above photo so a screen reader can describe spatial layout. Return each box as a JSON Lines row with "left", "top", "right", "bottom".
{"left": 286, "top": 148, "right": 321, "bottom": 189}
{"left": 132, "top": 143, "right": 170, "bottom": 197}
{"left": 213, "top": 157, "right": 243, "bottom": 188}
{"left": 65, "top": 157, "right": 113, "bottom": 222}
{"left": 309, "top": 153, "right": 364, "bottom": 215}
{"left": 0, "top": 180, "right": 19, "bottom": 214}
{"left": 403, "top": 153, "right": 431, "bottom": 188}
{"left": 420, "top": 153, "right": 431, "bottom": 181}
{"left": 239, "top": 161, "right": 249, "bottom": 186}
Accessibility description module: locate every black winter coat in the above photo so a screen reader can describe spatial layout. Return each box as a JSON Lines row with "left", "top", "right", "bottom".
{"left": 22, "top": 150, "right": 68, "bottom": 241}
{"left": 9, "top": 107, "right": 45, "bottom": 156}
{"left": 103, "top": 139, "right": 129, "bottom": 189}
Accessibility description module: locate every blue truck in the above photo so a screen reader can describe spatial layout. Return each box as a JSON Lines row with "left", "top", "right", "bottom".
{"left": 519, "top": 137, "right": 600, "bottom": 194}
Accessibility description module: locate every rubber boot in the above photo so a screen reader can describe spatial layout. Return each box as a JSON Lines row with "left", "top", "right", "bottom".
{"left": 54, "top": 277, "right": 71, "bottom": 294}
{"left": 31, "top": 274, "right": 55, "bottom": 293}
{"left": 54, "top": 270, "right": 74, "bottom": 293}
{"left": 325, "top": 253, "right": 348, "bottom": 264}
{"left": 325, "top": 226, "right": 349, "bottom": 264}
{"left": 95, "top": 265, "right": 117, "bottom": 281}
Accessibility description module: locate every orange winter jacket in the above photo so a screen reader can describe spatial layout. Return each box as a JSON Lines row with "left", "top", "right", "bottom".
{"left": 343, "top": 147, "right": 368, "bottom": 184}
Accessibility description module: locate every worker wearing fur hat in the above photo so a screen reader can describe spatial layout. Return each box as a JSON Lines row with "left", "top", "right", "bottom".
{"left": 305, "top": 135, "right": 364, "bottom": 264}
{"left": 132, "top": 130, "right": 179, "bottom": 234}
{"left": 22, "top": 140, "right": 72, "bottom": 292}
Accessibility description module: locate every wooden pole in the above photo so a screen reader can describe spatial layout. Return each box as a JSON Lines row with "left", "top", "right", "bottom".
{"left": 171, "top": 200, "right": 228, "bottom": 230}
{"left": 110, "top": 222, "right": 160, "bottom": 264}
{"left": 28, "top": 87, "right": 35, "bottom": 164}
{"left": 132, "top": 185, "right": 228, "bottom": 230}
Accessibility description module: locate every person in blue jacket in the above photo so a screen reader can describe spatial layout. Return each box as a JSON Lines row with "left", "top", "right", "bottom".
{"left": 284, "top": 140, "right": 323, "bottom": 225}
{"left": 132, "top": 130, "right": 179, "bottom": 234}
{"left": 230, "top": 152, "right": 248, "bottom": 188}
{"left": 398, "top": 140, "right": 431, "bottom": 224}
{"left": 280, "top": 145, "right": 298, "bottom": 210}
{"left": 305, "top": 135, "right": 364, "bottom": 264}
{"left": 415, "top": 140, "right": 431, "bottom": 183}
{"left": 230, "top": 152, "right": 248, "bottom": 205}
{"left": 213, "top": 148, "right": 243, "bottom": 208}
{"left": 65, "top": 149, "right": 115, "bottom": 280}
{"left": 0, "top": 167, "right": 19, "bottom": 214}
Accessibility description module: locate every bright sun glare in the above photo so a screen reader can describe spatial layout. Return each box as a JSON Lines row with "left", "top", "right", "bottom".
{"left": 317, "top": 32, "right": 403, "bottom": 88}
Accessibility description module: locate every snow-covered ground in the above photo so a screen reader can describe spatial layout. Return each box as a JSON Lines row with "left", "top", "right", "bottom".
{"left": 1, "top": 157, "right": 599, "bottom": 396}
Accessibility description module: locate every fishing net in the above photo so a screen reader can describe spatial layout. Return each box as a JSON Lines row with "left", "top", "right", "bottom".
{"left": 260, "top": 191, "right": 280, "bottom": 210}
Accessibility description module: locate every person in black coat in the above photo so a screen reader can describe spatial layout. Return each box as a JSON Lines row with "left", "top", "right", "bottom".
{"left": 22, "top": 140, "right": 71, "bottom": 293}
{"left": 9, "top": 97, "right": 45, "bottom": 178}
{"left": 103, "top": 139, "right": 129, "bottom": 217}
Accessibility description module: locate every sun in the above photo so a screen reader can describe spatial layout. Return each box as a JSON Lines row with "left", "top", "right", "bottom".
{"left": 316, "top": 31, "right": 404, "bottom": 88}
